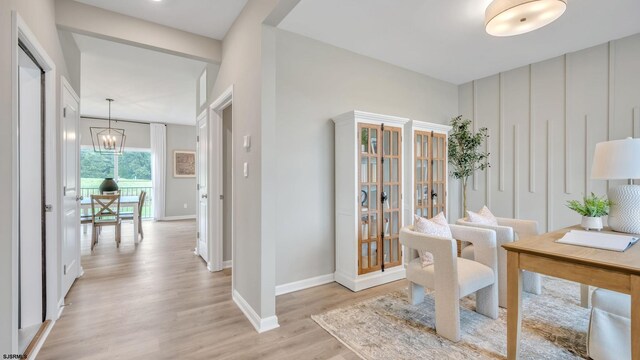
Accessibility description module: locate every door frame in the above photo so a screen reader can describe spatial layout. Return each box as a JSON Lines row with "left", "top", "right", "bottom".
{"left": 208, "top": 85, "right": 233, "bottom": 277}
{"left": 8, "top": 11, "right": 60, "bottom": 352}
{"left": 195, "top": 109, "right": 209, "bottom": 262}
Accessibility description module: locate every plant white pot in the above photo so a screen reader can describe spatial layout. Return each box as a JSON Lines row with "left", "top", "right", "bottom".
{"left": 581, "top": 216, "right": 603, "bottom": 231}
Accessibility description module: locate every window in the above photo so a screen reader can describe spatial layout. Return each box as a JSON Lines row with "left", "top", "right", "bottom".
{"left": 80, "top": 147, "right": 152, "bottom": 217}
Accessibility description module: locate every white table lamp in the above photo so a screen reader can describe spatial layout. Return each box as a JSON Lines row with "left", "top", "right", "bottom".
{"left": 591, "top": 138, "right": 640, "bottom": 233}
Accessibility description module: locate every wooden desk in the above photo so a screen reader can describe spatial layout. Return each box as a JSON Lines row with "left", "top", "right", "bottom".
{"left": 503, "top": 226, "right": 640, "bottom": 360}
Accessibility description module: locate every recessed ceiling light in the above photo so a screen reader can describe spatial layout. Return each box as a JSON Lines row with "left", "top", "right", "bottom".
{"left": 485, "top": 0, "right": 567, "bottom": 37}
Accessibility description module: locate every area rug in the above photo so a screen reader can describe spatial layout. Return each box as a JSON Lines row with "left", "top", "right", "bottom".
{"left": 312, "top": 277, "right": 590, "bottom": 359}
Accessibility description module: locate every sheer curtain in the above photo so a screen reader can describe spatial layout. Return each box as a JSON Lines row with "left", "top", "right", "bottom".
{"left": 150, "top": 123, "right": 166, "bottom": 221}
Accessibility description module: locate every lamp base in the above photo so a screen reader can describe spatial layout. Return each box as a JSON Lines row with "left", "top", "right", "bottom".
{"left": 608, "top": 185, "right": 640, "bottom": 234}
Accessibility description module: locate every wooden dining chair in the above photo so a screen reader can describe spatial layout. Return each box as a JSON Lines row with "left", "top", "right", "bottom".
{"left": 121, "top": 191, "right": 146, "bottom": 240}
{"left": 90, "top": 194, "right": 121, "bottom": 250}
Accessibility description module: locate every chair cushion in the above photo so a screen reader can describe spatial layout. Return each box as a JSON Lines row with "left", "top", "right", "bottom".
{"left": 467, "top": 206, "right": 498, "bottom": 226}
{"left": 407, "top": 257, "right": 494, "bottom": 298}
{"left": 592, "top": 288, "right": 630, "bottom": 319}
{"left": 414, "top": 212, "right": 451, "bottom": 267}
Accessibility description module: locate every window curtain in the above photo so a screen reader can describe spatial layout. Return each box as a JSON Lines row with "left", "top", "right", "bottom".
{"left": 150, "top": 123, "right": 166, "bottom": 221}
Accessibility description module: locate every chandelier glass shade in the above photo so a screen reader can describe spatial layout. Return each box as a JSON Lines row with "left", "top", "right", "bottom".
{"left": 90, "top": 98, "right": 126, "bottom": 155}
{"left": 485, "top": 0, "right": 567, "bottom": 37}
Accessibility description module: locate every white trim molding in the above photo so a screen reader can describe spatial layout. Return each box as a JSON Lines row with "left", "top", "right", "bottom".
{"left": 159, "top": 215, "right": 196, "bottom": 221}
{"left": 275, "top": 273, "right": 334, "bottom": 296}
{"left": 223, "top": 260, "right": 232, "bottom": 269}
{"left": 232, "top": 289, "right": 279, "bottom": 333}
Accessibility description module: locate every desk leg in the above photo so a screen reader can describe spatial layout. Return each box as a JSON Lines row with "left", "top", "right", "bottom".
{"left": 133, "top": 204, "right": 139, "bottom": 243}
{"left": 632, "top": 275, "right": 640, "bottom": 360}
{"left": 507, "top": 251, "right": 522, "bottom": 360}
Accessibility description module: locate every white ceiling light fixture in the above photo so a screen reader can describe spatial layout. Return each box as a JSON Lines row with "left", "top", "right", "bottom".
{"left": 485, "top": 0, "right": 567, "bottom": 37}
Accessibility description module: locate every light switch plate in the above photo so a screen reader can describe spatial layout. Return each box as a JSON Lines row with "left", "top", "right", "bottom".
{"left": 243, "top": 135, "right": 251, "bottom": 150}
{"left": 244, "top": 162, "right": 248, "bottom": 177}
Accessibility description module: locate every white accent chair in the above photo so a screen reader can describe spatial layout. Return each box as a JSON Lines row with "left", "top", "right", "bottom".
{"left": 456, "top": 217, "right": 542, "bottom": 307}
{"left": 400, "top": 225, "right": 499, "bottom": 342}
{"left": 588, "top": 288, "right": 631, "bottom": 360}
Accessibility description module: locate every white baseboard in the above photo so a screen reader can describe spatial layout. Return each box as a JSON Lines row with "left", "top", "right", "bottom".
{"left": 232, "top": 289, "right": 279, "bottom": 333}
{"left": 275, "top": 273, "right": 335, "bottom": 296}
{"left": 223, "top": 260, "right": 232, "bottom": 269}
{"left": 334, "top": 266, "right": 405, "bottom": 292}
{"left": 160, "top": 215, "right": 196, "bottom": 221}
{"left": 56, "top": 298, "right": 65, "bottom": 320}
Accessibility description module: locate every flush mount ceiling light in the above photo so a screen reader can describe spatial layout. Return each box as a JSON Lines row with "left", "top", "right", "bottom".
{"left": 90, "top": 98, "right": 126, "bottom": 155}
{"left": 485, "top": 0, "right": 567, "bottom": 37}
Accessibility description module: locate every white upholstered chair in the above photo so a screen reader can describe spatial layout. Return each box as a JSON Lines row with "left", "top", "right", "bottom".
{"left": 400, "top": 224, "right": 499, "bottom": 342}
{"left": 588, "top": 288, "right": 631, "bottom": 360}
{"left": 456, "top": 217, "right": 542, "bottom": 307}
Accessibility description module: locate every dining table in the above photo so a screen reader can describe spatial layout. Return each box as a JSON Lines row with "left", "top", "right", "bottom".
{"left": 80, "top": 195, "right": 140, "bottom": 241}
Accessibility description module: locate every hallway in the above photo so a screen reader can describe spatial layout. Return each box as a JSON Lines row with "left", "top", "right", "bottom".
{"left": 38, "top": 220, "right": 402, "bottom": 359}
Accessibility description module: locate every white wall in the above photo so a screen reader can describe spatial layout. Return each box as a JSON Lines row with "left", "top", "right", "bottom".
{"left": 274, "top": 29, "right": 459, "bottom": 286}
{"left": 0, "top": 0, "right": 73, "bottom": 353}
{"left": 57, "top": 29, "right": 81, "bottom": 94}
{"left": 209, "top": 0, "right": 280, "bottom": 321}
{"left": 165, "top": 124, "right": 197, "bottom": 218}
{"left": 459, "top": 32, "right": 640, "bottom": 232}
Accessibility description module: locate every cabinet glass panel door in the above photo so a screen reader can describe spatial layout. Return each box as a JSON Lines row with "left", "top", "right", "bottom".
{"left": 431, "top": 133, "right": 447, "bottom": 216}
{"left": 414, "top": 131, "right": 430, "bottom": 217}
{"left": 358, "top": 125, "right": 381, "bottom": 274}
{"left": 414, "top": 130, "right": 447, "bottom": 218}
{"left": 382, "top": 126, "right": 402, "bottom": 269}
{"left": 358, "top": 123, "right": 402, "bottom": 275}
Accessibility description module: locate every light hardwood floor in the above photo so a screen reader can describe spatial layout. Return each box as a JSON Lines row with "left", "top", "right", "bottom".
{"left": 38, "top": 220, "right": 405, "bottom": 359}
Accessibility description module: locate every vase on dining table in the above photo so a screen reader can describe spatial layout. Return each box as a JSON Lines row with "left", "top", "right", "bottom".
{"left": 99, "top": 178, "right": 119, "bottom": 193}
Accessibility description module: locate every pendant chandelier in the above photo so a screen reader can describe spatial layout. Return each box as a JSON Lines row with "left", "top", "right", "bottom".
{"left": 90, "top": 98, "right": 126, "bottom": 155}
{"left": 485, "top": 0, "right": 567, "bottom": 37}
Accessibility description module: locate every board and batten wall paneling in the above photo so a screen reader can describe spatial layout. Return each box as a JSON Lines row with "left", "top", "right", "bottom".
{"left": 459, "top": 32, "right": 640, "bottom": 231}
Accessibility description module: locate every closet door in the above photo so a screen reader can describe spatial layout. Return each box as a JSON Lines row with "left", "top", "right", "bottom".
{"left": 358, "top": 124, "right": 380, "bottom": 274}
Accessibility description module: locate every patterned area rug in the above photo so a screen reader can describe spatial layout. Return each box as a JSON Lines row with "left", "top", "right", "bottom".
{"left": 312, "top": 277, "right": 590, "bottom": 359}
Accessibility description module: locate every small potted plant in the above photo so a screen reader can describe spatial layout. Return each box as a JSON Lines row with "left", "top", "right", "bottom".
{"left": 566, "top": 193, "right": 613, "bottom": 231}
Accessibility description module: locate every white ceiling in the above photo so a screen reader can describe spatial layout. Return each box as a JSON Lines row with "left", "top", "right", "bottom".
{"left": 279, "top": 0, "right": 640, "bottom": 84}
{"left": 74, "top": 33, "right": 211, "bottom": 125}
{"left": 74, "top": 0, "right": 248, "bottom": 40}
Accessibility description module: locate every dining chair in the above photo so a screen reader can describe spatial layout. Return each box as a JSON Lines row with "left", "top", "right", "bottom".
{"left": 120, "top": 191, "right": 146, "bottom": 240}
{"left": 90, "top": 194, "right": 121, "bottom": 250}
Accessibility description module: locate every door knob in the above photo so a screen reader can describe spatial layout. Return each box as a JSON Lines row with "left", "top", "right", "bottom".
{"left": 201, "top": 194, "right": 208, "bottom": 199}
{"left": 76, "top": 195, "right": 84, "bottom": 201}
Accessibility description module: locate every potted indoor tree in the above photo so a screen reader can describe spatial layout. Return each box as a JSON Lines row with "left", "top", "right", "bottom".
{"left": 566, "top": 193, "right": 613, "bottom": 231}
{"left": 448, "top": 115, "right": 490, "bottom": 214}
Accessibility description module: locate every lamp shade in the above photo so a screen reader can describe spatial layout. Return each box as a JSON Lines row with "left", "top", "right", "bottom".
{"left": 485, "top": 0, "right": 567, "bottom": 37}
{"left": 591, "top": 138, "right": 640, "bottom": 180}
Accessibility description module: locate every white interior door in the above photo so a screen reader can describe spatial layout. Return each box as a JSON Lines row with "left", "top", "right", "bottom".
{"left": 197, "top": 115, "right": 209, "bottom": 262}
{"left": 18, "top": 47, "right": 44, "bottom": 334}
{"left": 61, "top": 79, "right": 81, "bottom": 297}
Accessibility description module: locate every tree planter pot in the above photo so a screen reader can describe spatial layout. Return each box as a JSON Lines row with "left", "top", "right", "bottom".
{"left": 581, "top": 216, "right": 603, "bottom": 231}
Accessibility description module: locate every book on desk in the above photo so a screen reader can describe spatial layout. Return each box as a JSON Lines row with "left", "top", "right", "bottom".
{"left": 556, "top": 230, "right": 639, "bottom": 252}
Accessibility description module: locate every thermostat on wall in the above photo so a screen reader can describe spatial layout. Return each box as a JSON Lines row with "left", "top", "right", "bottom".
{"left": 243, "top": 135, "right": 251, "bottom": 150}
